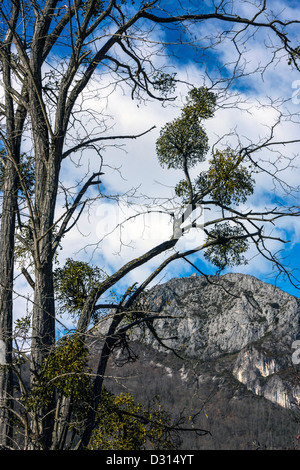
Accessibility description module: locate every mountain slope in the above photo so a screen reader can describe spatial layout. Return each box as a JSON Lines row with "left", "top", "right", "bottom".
{"left": 129, "top": 273, "right": 300, "bottom": 409}
{"left": 90, "top": 273, "right": 300, "bottom": 449}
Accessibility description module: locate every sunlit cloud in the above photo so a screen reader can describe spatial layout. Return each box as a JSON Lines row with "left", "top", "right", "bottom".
{"left": 10, "top": 7, "right": 300, "bottom": 327}
{"left": 53, "top": 45, "right": 300, "bottom": 298}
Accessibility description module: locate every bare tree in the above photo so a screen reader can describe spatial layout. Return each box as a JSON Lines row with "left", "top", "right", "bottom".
{"left": 0, "top": 0, "right": 300, "bottom": 450}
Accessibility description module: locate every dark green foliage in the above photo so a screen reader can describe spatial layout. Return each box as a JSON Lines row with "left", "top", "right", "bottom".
{"left": 80, "top": 0, "right": 105, "bottom": 19}
{"left": 0, "top": 151, "right": 35, "bottom": 196}
{"left": 153, "top": 72, "right": 177, "bottom": 98}
{"left": 204, "top": 222, "right": 249, "bottom": 272}
{"left": 183, "top": 87, "right": 217, "bottom": 120}
{"left": 89, "top": 390, "right": 178, "bottom": 450}
{"left": 53, "top": 258, "right": 106, "bottom": 319}
{"left": 174, "top": 179, "right": 190, "bottom": 199}
{"left": 196, "top": 148, "right": 255, "bottom": 206}
{"left": 25, "top": 334, "right": 92, "bottom": 414}
{"left": 156, "top": 114, "right": 209, "bottom": 170}
{"left": 156, "top": 87, "right": 215, "bottom": 171}
{"left": 21, "top": 334, "right": 178, "bottom": 450}
{"left": 156, "top": 88, "right": 256, "bottom": 272}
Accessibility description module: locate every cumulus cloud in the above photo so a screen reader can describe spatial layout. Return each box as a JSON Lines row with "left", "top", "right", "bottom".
{"left": 52, "top": 49, "right": 299, "bottom": 296}
{"left": 11, "top": 12, "right": 300, "bottom": 330}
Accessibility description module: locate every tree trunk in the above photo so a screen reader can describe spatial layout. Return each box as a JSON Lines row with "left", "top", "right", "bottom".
{"left": 30, "top": 170, "right": 58, "bottom": 448}
{"left": 79, "top": 312, "right": 124, "bottom": 449}
{"left": 28, "top": 101, "right": 60, "bottom": 447}
{"left": 28, "top": 69, "right": 57, "bottom": 374}
{"left": 0, "top": 160, "right": 18, "bottom": 449}
{"left": 31, "top": 261, "right": 55, "bottom": 373}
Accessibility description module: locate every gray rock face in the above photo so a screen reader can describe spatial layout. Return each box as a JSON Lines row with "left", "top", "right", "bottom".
{"left": 129, "top": 273, "right": 300, "bottom": 409}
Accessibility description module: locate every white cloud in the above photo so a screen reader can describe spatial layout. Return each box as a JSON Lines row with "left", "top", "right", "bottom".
{"left": 52, "top": 50, "right": 300, "bottom": 294}
{"left": 11, "top": 11, "right": 300, "bottom": 328}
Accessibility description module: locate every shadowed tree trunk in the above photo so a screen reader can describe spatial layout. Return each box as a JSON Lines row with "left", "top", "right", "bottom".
{"left": 0, "top": 1, "right": 27, "bottom": 447}
{"left": 0, "top": 160, "right": 18, "bottom": 448}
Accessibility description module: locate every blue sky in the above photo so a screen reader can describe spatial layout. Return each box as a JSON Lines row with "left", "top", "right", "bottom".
{"left": 50, "top": 0, "right": 300, "bottom": 309}
{"left": 7, "top": 1, "right": 300, "bottom": 333}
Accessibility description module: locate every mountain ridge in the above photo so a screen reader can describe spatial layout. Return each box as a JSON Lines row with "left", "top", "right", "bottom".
{"left": 90, "top": 272, "right": 300, "bottom": 449}
{"left": 126, "top": 272, "right": 300, "bottom": 409}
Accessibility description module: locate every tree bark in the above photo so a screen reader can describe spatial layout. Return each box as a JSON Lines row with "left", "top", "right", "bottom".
{"left": 0, "top": 1, "right": 25, "bottom": 446}
{"left": 30, "top": 161, "right": 58, "bottom": 447}
{"left": 0, "top": 160, "right": 18, "bottom": 448}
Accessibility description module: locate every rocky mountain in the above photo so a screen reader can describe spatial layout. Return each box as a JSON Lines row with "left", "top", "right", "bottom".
{"left": 90, "top": 273, "right": 300, "bottom": 449}
{"left": 129, "top": 273, "right": 300, "bottom": 410}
